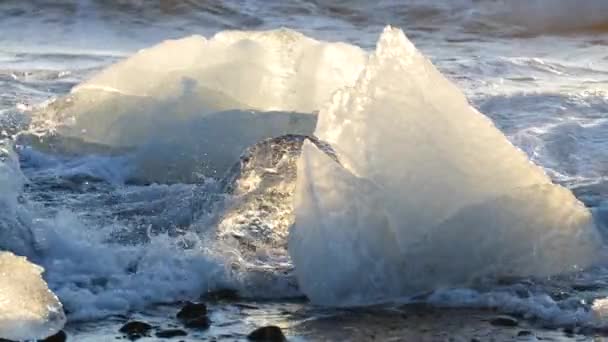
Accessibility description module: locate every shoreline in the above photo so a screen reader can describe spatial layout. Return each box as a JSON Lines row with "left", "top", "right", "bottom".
{"left": 58, "top": 301, "right": 600, "bottom": 341}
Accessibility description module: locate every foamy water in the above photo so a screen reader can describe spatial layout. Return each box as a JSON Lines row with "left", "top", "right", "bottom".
{"left": 1, "top": 1, "right": 608, "bottom": 340}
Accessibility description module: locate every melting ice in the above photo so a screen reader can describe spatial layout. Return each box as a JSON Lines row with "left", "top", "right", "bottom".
{"left": 27, "top": 30, "right": 366, "bottom": 183}
{"left": 290, "top": 27, "right": 602, "bottom": 306}
{"left": 0, "top": 251, "right": 65, "bottom": 341}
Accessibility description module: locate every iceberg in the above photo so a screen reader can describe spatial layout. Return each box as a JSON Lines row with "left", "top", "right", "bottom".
{"left": 28, "top": 30, "right": 366, "bottom": 182}
{"left": 495, "top": 0, "right": 608, "bottom": 34}
{"left": 289, "top": 27, "right": 601, "bottom": 306}
{"left": 0, "top": 252, "right": 65, "bottom": 341}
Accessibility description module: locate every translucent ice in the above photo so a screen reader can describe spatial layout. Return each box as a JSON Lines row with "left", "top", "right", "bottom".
{"left": 0, "top": 252, "right": 65, "bottom": 341}
{"left": 29, "top": 29, "right": 366, "bottom": 181}
{"left": 290, "top": 27, "right": 601, "bottom": 306}
{"left": 0, "top": 143, "right": 36, "bottom": 257}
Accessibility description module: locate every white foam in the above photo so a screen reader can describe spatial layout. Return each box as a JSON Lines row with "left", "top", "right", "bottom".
{"left": 28, "top": 209, "right": 232, "bottom": 321}
{"left": 0, "top": 251, "right": 65, "bottom": 341}
{"left": 428, "top": 288, "right": 592, "bottom": 327}
{"left": 290, "top": 26, "right": 601, "bottom": 306}
{"left": 0, "top": 142, "right": 37, "bottom": 257}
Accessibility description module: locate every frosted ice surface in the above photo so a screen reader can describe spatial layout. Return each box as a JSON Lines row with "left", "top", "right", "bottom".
{"left": 290, "top": 27, "right": 601, "bottom": 306}
{"left": 0, "top": 252, "right": 65, "bottom": 341}
{"left": 30, "top": 29, "right": 366, "bottom": 148}
{"left": 29, "top": 29, "right": 366, "bottom": 181}
{"left": 73, "top": 30, "right": 366, "bottom": 113}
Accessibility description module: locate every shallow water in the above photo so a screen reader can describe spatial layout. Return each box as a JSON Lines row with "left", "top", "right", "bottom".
{"left": 1, "top": 1, "right": 608, "bottom": 340}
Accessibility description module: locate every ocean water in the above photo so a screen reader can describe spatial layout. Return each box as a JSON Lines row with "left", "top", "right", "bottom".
{"left": 1, "top": 1, "right": 608, "bottom": 340}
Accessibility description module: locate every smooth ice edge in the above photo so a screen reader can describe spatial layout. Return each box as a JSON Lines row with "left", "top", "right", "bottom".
{"left": 72, "top": 30, "right": 366, "bottom": 112}
{"left": 29, "top": 29, "right": 366, "bottom": 146}
{"left": 290, "top": 26, "right": 601, "bottom": 306}
{"left": 0, "top": 252, "right": 66, "bottom": 341}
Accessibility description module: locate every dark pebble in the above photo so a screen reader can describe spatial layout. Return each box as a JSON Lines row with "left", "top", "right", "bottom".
{"left": 517, "top": 330, "right": 533, "bottom": 337}
{"left": 155, "top": 329, "right": 188, "bottom": 338}
{"left": 235, "top": 303, "right": 260, "bottom": 310}
{"left": 177, "top": 301, "right": 210, "bottom": 329}
{"left": 119, "top": 321, "right": 152, "bottom": 340}
{"left": 247, "top": 326, "right": 287, "bottom": 341}
{"left": 594, "top": 326, "right": 608, "bottom": 336}
{"left": 177, "top": 302, "right": 208, "bottom": 321}
{"left": 40, "top": 331, "right": 67, "bottom": 342}
{"left": 489, "top": 316, "right": 518, "bottom": 327}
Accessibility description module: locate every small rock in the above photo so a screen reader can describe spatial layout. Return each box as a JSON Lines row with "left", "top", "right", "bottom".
{"left": 177, "top": 302, "right": 208, "bottom": 321}
{"left": 176, "top": 301, "right": 210, "bottom": 329}
{"left": 119, "top": 321, "right": 152, "bottom": 340}
{"left": 155, "top": 329, "right": 188, "bottom": 338}
{"left": 490, "top": 316, "right": 519, "bottom": 327}
{"left": 40, "top": 331, "right": 67, "bottom": 342}
{"left": 247, "top": 326, "right": 287, "bottom": 341}
{"left": 517, "top": 330, "right": 533, "bottom": 337}
{"left": 563, "top": 326, "right": 575, "bottom": 336}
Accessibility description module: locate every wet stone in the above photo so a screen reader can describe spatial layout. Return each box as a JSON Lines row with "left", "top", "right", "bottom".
{"left": 517, "top": 330, "right": 533, "bottom": 336}
{"left": 490, "top": 316, "right": 519, "bottom": 327}
{"left": 177, "top": 302, "right": 208, "bottom": 321}
{"left": 177, "top": 301, "right": 210, "bottom": 329}
{"left": 155, "top": 329, "right": 188, "bottom": 338}
{"left": 182, "top": 316, "right": 211, "bottom": 329}
{"left": 40, "top": 330, "right": 67, "bottom": 342}
{"left": 247, "top": 326, "right": 287, "bottom": 341}
{"left": 119, "top": 321, "right": 153, "bottom": 340}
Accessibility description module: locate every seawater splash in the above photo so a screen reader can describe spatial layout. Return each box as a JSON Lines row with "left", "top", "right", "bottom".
{"left": 0, "top": 142, "right": 37, "bottom": 257}
{"left": 290, "top": 26, "right": 602, "bottom": 306}
{"left": 27, "top": 29, "right": 366, "bottom": 183}
{"left": 0, "top": 251, "right": 65, "bottom": 341}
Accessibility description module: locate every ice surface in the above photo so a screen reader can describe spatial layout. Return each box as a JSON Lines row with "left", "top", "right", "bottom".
{"left": 290, "top": 27, "right": 601, "bottom": 306}
{"left": 28, "top": 29, "right": 366, "bottom": 181}
{"left": 72, "top": 30, "right": 366, "bottom": 113}
{"left": 0, "top": 252, "right": 65, "bottom": 341}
